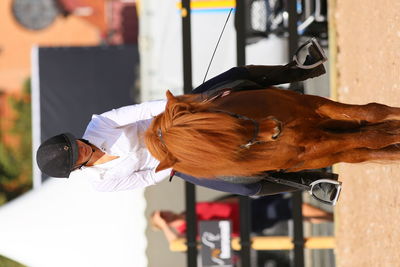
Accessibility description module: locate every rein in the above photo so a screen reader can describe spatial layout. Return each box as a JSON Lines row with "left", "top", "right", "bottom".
{"left": 157, "top": 108, "right": 266, "bottom": 149}
{"left": 200, "top": 89, "right": 281, "bottom": 149}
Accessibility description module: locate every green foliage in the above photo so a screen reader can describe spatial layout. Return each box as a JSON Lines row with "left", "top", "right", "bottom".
{"left": 0, "top": 78, "right": 33, "bottom": 204}
{"left": 8, "top": 79, "right": 33, "bottom": 180}
{"left": 0, "top": 142, "right": 19, "bottom": 183}
{"left": 0, "top": 255, "right": 28, "bottom": 267}
{"left": 0, "top": 193, "right": 7, "bottom": 206}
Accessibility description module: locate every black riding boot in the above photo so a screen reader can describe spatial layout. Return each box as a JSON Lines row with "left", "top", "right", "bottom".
{"left": 254, "top": 171, "right": 339, "bottom": 198}
{"left": 246, "top": 38, "right": 328, "bottom": 87}
{"left": 245, "top": 61, "right": 326, "bottom": 88}
{"left": 254, "top": 180, "right": 300, "bottom": 196}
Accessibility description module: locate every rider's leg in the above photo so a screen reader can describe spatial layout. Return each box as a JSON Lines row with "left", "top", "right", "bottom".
{"left": 253, "top": 179, "right": 300, "bottom": 196}
{"left": 245, "top": 62, "right": 326, "bottom": 87}
{"left": 192, "top": 66, "right": 249, "bottom": 94}
{"left": 192, "top": 62, "right": 327, "bottom": 96}
{"left": 174, "top": 171, "right": 263, "bottom": 196}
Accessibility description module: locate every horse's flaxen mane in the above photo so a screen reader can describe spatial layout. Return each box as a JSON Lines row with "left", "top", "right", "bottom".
{"left": 145, "top": 90, "right": 256, "bottom": 177}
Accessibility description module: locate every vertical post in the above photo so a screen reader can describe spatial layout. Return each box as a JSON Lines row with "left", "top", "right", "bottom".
{"left": 239, "top": 196, "right": 251, "bottom": 266}
{"left": 291, "top": 193, "right": 305, "bottom": 267}
{"left": 287, "top": 1, "right": 305, "bottom": 266}
{"left": 182, "top": 0, "right": 193, "bottom": 95}
{"left": 287, "top": 0, "right": 302, "bottom": 93}
{"left": 235, "top": 1, "right": 251, "bottom": 266}
{"left": 235, "top": 0, "right": 246, "bottom": 66}
{"left": 181, "top": 1, "right": 197, "bottom": 267}
{"left": 185, "top": 183, "right": 197, "bottom": 267}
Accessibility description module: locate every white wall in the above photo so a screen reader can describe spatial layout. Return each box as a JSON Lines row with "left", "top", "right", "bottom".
{"left": 0, "top": 176, "right": 147, "bottom": 267}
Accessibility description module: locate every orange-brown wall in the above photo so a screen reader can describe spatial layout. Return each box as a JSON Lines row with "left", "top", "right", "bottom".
{"left": 0, "top": 0, "right": 102, "bottom": 93}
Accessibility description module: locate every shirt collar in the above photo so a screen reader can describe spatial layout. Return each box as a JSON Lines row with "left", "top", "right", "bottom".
{"left": 86, "top": 135, "right": 107, "bottom": 152}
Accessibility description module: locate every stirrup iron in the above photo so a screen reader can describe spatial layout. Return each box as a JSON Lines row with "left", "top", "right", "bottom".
{"left": 293, "top": 38, "right": 328, "bottom": 69}
{"left": 262, "top": 175, "right": 342, "bottom": 206}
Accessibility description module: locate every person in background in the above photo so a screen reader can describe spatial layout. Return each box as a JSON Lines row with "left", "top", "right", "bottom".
{"left": 150, "top": 194, "right": 333, "bottom": 244}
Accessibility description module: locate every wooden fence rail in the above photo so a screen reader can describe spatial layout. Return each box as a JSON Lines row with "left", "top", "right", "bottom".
{"left": 170, "top": 236, "right": 335, "bottom": 252}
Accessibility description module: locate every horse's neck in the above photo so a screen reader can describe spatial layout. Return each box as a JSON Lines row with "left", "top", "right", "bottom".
{"left": 177, "top": 94, "right": 216, "bottom": 111}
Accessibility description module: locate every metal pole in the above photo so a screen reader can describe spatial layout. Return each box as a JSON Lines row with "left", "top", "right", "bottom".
{"left": 185, "top": 183, "right": 197, "bottom": 267}
{"left": 287, "top": 0, "right": 303, "bottom": 93}
{"left": 235, "top": 0, "right": 246, "bottom": 67}
{"left": 287, "top": 1, "right": 305, "bottom": 266}
{"left": 181, "top": 1, "right": 197, "bottom": 266}
{"left": 235, "top": 0, "right": 251, "bottom": 266}
{"left": 182, "top": 0, "right": 193, "bottom": 95}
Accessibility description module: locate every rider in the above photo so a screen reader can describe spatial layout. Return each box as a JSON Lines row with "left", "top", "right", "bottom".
{"left": 36, "top": 39, "right": 329, "bottom": 195}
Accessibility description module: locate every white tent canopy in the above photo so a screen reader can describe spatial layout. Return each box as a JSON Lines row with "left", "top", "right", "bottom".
{"left": 0, "top": 176, "right": 147, "bottom": 267}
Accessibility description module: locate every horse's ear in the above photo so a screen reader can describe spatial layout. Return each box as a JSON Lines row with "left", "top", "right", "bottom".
{"left": 166, "top": 90, "right": 176, "bottom": 102}
{"left": 155, "top": 153, "right": 178, "bottom": 172}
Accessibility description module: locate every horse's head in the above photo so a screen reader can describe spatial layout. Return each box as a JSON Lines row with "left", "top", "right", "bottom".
{"left": 146, "top": 90, "right": 201, "bottom": 172}
{"left": 145, "top": 90, "right": 248, "bottom": 177}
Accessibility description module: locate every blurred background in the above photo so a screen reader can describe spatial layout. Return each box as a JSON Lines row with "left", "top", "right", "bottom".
{"left": 0, "top": 0, "right": 333, "bottom": 266}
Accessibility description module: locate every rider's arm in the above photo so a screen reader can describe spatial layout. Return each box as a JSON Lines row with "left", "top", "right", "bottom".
{"left": 92, "top": 100, "right": 167, "bottom": 128}
{"left": 88, "top": 168, "right": 171, "bottom": 192}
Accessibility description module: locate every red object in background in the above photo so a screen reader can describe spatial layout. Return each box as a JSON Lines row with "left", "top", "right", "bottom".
{"left": 57, "top": 0, "right": 108, "bottom": 33}
{"left": 57, "top": 0, "right": 138, "bottom": 45}
{"left": 175, "top": 202, "right": 240, "bottom": 237}
{"left": 108, "top": 1, "right": 139, "bottom": 45}
{"left": 57, "top": 0, "right": 81, "bottom": 12}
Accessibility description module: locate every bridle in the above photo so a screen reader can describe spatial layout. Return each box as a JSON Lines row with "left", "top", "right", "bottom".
{"left": 157, "top": 91, "right": 281, "bottom": 149}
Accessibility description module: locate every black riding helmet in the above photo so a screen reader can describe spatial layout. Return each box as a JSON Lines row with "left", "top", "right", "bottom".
{"left": 36, "top": 133, "right": 79, "bottom": 178}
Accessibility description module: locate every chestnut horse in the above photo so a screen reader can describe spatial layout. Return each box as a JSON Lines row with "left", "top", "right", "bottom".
{"left": 145, "top": 88, "right": 400, "bottom": 178}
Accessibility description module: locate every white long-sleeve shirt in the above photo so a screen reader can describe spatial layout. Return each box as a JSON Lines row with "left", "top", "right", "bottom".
{"left": 70, "top": 100, "right": 170, "bottom": 191}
